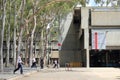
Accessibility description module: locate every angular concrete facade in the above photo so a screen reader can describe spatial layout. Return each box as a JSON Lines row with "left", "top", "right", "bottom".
{"left": 59, "top": 7, "right": 120, "bottom": 68}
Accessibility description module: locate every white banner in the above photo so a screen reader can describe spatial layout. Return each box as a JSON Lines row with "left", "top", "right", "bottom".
{"left": 92, "top": 31, "right": 106, "bottom": 49}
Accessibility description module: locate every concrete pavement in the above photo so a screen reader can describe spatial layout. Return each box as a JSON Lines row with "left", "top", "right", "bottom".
{"left": 0, "top": 67, "right": 120, "bottom": 80}
{"left": 0, "top": 66, "right": 38, "bottom": 80}
{"left": 16, "top": 68, "right": 120, "bottom": 80}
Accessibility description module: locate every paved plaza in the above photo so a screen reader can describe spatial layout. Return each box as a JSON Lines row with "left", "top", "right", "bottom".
{"left": 0, "top": 67, "right": 120, "bottom": 80}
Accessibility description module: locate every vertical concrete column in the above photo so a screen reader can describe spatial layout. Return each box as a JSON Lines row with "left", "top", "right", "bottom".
{"left": 81, "top": 7, "right": 89, "bottom": 68}
{"left": 85, "top": 29, "right": 89, "bottom": 68}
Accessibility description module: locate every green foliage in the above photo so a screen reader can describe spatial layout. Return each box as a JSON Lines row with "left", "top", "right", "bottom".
{"left": 1, "top": 0, "right": 92, "bottom": 42}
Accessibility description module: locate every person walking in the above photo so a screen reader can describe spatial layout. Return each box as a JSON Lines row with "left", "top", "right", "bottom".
{"left": 31, "top": 56, "right": 37, "bottom": 68}
{"left": 40, "top": 58, "right": 44, "bottom": 69}
{"left": 53, "top": 60, "right": 58, "bottom": 68}
{"left": 13, "top": 53, "right": 24, "bottom": 74}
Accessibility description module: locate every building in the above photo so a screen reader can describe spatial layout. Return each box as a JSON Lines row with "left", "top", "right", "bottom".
{"left": 49, "top": 40, "right": 59, "bottom": 65}
{"left": 59, "top": 7, "right": 120, "bottom": 68}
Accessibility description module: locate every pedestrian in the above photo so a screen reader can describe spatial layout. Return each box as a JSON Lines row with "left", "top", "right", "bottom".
{"left": 31, "top": 56, "right": 37, "bottom": 68}
{"left": 53, "top": 60, "right": 58, "bottom": 68}
{"left": 40, "top": 58, "right": 44, "bottom": 69}
{"left": 13, "top": 53, "right": 24, "bottom": 74}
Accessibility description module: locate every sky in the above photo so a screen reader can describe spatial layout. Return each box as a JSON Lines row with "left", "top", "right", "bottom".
{"left": 88, "top": 0, "right": 118, "bottom": 7}
{"left": 88, "top": 0, "right": 97, "bottom": 6}
{"left": 76, "top": 0, "right": 97, "bottom": 7}
{"left": 76, "top": 0, "right": 116, "bottom": 7}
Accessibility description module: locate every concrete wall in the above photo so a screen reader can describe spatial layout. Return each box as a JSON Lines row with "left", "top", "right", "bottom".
{"left": 81, "top": 7, "right": 89, "bottom": 29}
{"left": 91, "top": 11, "right": 120, "bottom": 26}
{"left": 59, "top": 13, "right": 73, "bottom": 45}
{"left": 60, "top": 7, "right": 89, "bottom": 67}
{"left": 106, "top": 31, "right": 120, "bottom": 46}
{"left": 60, "top": 22, "right": 76, "bottom": 66}
{"left": 59, "top": 20, "right": 82, "bottom": 66}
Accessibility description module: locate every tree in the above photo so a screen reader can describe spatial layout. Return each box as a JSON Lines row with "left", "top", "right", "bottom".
{"left": 0, "top": 0, "right": 100, "bottom": 71}
{"left": 0, "top": 0, "right": 6, "bottom": 72}
{"left": 6, "top": 0, "right": 11, "bottom": 67}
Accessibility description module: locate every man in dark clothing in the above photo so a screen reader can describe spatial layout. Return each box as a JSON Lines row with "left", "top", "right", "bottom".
{"left": 40, "top": 59, "right": 44, "bottom": 69}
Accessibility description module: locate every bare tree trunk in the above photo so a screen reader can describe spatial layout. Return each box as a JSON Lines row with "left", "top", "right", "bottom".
{"left": 6, "top": 0, "right": 11, "bottom": 67}
{"left": 6, "top": 23, "right": 10, "bottom": 67}
{"left": 17, "top": 28, "right": 23, "bottom": 56}
{"left": 29, "top": 22, "right": 36, "bottom": 66}
{"left": 29, "top": 0, "right": 37, "bottom": 67}
{"left": 17, "top": 0, "right": 25, "bottom": 56}
{"left": 24, "top": 20, "right": 29, "bottom": 66}
{"left": 13, "top": 1, "right": 17, "bottom": 66}
{"left": 41, "top": 30, "right": 44, "bottom": 58}
{"left": 25, "top": 37, "right": 28, "bottom": 66}
{"left": 24, "top": 19, "right": 29, "bottom": 66}
{"left": 13, "top": 27, "right": 16, "bottom": 66}
{"left": 0, "top": 0, "right": 6, "bottom": 72}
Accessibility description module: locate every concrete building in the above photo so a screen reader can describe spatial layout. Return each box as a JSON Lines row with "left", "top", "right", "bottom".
{"left": 59, "top": 7, "right": 120, "bottom": 68}
{"left": 49, "top": 40, "right": 59, "bottom": 64}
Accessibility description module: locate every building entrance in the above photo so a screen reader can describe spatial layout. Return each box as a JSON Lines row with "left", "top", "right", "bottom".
{"left": 90, "top": 50, "right": 120, "bottom": 67}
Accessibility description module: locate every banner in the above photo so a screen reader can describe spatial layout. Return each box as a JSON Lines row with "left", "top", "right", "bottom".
{"left": 92, "top": 31, "right": 106, "bottom": 49}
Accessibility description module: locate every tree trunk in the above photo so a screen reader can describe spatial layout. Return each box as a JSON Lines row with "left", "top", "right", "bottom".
{"left": 41, "top": 30, "right": 44, "bottom": 58}
{"left": 13, "top": 27, "right": 17, "bottom": 66}
{"left": 13, "top": 1, "right": 17, "bottom": 66}
{"left": 24, "top": 21, "right": 29, "bottom": 66}
{"left": 0, "top": 0, "right": 6, "bottom": 72}
{"left": 29, "top": 0, "right": 37, "bottom": 67}
{"left": 29, "top": 22, "right": 36, "bottom": 66}
{"left": 17, "top": 0, "right": 25, "bottom": 56}
{"left": 6, "top": 24, "right": 10, "bottom": 67}
{"left": 6, "top": 0, "right": 11, "bottom": 67}
{"left": 25, "top": 38, "right": 28, "bottom": 66}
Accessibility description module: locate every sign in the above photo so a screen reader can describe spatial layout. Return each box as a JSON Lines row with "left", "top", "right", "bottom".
{"left": 57, "top": 43, "right": 62, "bottom": 50}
